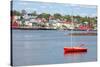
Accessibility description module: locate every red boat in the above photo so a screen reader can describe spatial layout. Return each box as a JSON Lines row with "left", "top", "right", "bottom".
{"left": 64, "top": 47, "right": 87, "bottom": 53}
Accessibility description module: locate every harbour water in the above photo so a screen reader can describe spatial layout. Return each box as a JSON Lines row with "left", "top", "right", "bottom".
{"left": 12, "top": 30, "right": 97, "bottom": 66}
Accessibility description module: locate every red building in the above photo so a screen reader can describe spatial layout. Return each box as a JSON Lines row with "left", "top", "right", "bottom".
{"left": 78, "top": 25, "right": 92, "bottom": 30}
{"left": 11, "top": 16, "right": 19, "bottom": 28}
{"left": 11, "top": 21, "right": 19, "bottom": 28}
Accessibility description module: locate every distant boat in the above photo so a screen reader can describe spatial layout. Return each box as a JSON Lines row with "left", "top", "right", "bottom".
{"left": 68, "top": 32, "right": 97, "bottom": 36}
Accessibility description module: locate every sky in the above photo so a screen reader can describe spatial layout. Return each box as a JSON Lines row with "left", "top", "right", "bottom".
{"left": 12, "top": 1, "right": 97, "bottom": 17}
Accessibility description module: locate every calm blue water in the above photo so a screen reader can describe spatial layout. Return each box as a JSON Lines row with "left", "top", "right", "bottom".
{"left": 12, "top": 30, "right": 97, "bottom": 66}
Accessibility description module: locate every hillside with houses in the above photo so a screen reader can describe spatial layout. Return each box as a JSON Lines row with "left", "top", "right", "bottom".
{"left": 11, "top": 10, "right": 97, "bottom": 31}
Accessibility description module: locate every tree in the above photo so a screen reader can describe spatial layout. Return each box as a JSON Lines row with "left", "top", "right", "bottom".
{"left": 64, "top": 15, "right": 71, "bottom": 21}
{"left": 37, "top": 13, "right": 50, "bottom": 20}
{"left": 54, "top": 13, "right": 62, "bottom": 19}
{"left": 21, "top": 10, "right": 27, "bottom": 16}
{"left": 74, "top": 15, "right": 81, "bottom": 23}
{"left": 31, "top": 11, "right": 37, "bottom": 16}
{"left": 12, "top": 10, "right": 21, "bottom": 16}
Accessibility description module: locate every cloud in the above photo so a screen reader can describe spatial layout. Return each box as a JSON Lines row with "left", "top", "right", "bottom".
{"left": 40, "top": 6, "right": 47, "bottom": 9}
{"left": 90, "top": 13, "right": 97, "bottom": 17}
{"left": 25, "top": 8, "right": 37, "bottom": 11}
{"left": 79, "top": 13, "right": 97, "bottom": 17}
{"left": 68, "top": 4, "right": 97, "bottom": 9}
{"left": 18, "top": 2, "right": 29, "bottom": 5}
{"left": 78, "top": 5, "right": 97, "bottom": 9}
{"left": 25, "top": 8, "right": 32, "bottom": 10}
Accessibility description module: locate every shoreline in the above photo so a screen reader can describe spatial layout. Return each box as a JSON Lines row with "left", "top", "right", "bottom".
{"left": 11, "top": 27, "right": 97, "bottom": 31}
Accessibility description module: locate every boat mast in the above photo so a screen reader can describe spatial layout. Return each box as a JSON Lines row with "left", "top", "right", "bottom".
{"left": 71, "top": 7, "right": 73, "bottom": 47}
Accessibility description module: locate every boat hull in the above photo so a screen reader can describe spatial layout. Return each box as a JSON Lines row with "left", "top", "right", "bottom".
{"left": 64, "top": 47, "right": 87, "bottom": 53}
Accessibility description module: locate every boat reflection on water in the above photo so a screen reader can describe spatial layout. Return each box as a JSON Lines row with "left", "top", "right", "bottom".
{"left": 64, "top": 51, "right": 87, "bottom": 56}
{"left": 64, "top": 52, "right": 87, "bottom": 61}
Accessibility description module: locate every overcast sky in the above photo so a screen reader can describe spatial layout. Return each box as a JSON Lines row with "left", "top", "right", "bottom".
{"left": 12, "top": 1, "right": 97, "bottom": 17}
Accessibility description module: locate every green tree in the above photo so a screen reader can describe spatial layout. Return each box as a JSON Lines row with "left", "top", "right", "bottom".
{"left": 12, "top": 10, "right": 21, "bottom": 16}
{"left": 37, "top": 13, "right": 50, "bottom": 20}
{"left": 65, "top": 15, "right": 71, "bottom": 21}
{"left": 21, "top": 10, "right": 27, "bottom": 16}
{"left": 31, "top": 11, "right": 37, "bottom": 16}
{"left": 54, "top": 13, "right": 62, "bottom": 19}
